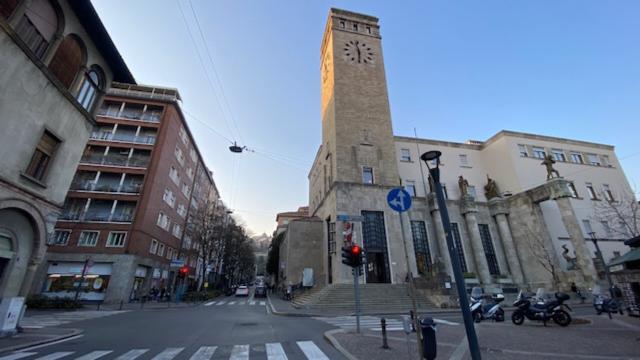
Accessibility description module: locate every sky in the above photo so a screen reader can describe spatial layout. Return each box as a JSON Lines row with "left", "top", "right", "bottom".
{"left": 92, "top": 0, "right": 640, "bottom": 236}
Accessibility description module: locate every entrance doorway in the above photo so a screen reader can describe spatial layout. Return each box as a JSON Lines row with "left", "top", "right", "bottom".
{"left": 361, "top": 211, "right": 390, "bottom": 283}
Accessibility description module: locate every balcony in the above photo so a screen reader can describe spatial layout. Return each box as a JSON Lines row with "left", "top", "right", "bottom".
{"left": 80, "top": 154, "right": 150, "bottom": 168}
{"left": 90, "top": 131, "right": 156, "bottom": 145}
{"left": 97, "top": 103, "right": 162, "bottom": 123}
{"left": 70, "top": 181, "right": 143, "bottom": 194}
{"left": 60, "top": 199, "right": 136, "bottom": 223}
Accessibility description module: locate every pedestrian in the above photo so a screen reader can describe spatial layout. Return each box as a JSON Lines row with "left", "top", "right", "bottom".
{"left": 571, "top": 282, "right": 585, "bottom": 303}
{"left": 160, "top": 287, "right": 166, "bottom": 301}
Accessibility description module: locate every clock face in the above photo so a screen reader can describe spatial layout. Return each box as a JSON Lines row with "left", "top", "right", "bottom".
{"left": 344, "top": 40, "right": 374, "bottom": 64}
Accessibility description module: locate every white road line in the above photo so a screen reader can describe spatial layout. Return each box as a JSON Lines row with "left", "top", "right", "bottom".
{"left": 229, "top": 345, "right": 249, "bottom": 360}
{"left": 296, "top": 341, "right": 329, "bottom": 360}
{"left": 188, "top": 346, "right": 217, "bottom": 360}
{"left": 150, "top": 348, "right": 183, "bottom": 360}
{"left": 0, "top": 353, "right": 37, "bottom": 360}
{"left": 74, "top": 351, "right": 112, "bottom": 360}
{"left": 249, "top": 301, "right": 256, "bottom": 305}
{"left": 17, "top": 335, "right": 85, "bottom": 352}
{"left": 434, "top": 319, "right": 460, "bottom": 326}
{"left": 35, "top": 352, "right": 74, "bottom": 360}
{"left": 237, "top": 301, "right": 245, "bottom": 306}
{"left": 114, "top": 349, "right": 149, "bottom": 360}
{"left": 266, "top": 343, "right": 288, "bottom": 360}
{"left": 203, "top": 301, "right": 216, "bottom": 306}
{"left": 228, "top": 301, "right": 236, "bottom": 305}
{"left": 215, "top": 301, "right": 226, "bottom": 306}
{"left": 259, "top": 301, "right": 266, "bottom": 306}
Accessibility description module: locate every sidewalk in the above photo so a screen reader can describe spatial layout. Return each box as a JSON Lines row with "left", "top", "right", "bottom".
{"left": 0, "top": 327, "right": 82, "bottom": 354}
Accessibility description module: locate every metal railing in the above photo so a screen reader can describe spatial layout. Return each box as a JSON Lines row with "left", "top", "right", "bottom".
{"left": 90, "top": 132, "right": 156, "bottom": 145}
{"left": 70, "top": 181, "right": 142, "bottom": 194}
{"left": 97, "top": 109, "right": 161, "bottom": 123}
{"left": 80, "top": 154, "right": 149, "bottom": 168}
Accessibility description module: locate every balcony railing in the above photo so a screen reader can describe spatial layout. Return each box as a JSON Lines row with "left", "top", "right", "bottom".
{"left": 60, "top": 211, "right": 82, "bottom": 221}
{"left": 62, "top": 211, "right": 134, "bottom": 223}
{"left": 83, "top": 211, "right": 112, "bottom": 222}
{"left": 70, "top": 181, "right": 142, "bottom": 194}
{"left": 97, "top": 109, "right": 161, "bottom": 123}
{"left": 80, "top": 154, "right": 150, "bottom": 168}
{"left": 90, "top": 132, "right": 156, "bottom": 145}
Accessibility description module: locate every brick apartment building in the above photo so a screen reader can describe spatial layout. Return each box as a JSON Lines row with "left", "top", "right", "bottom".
{"left": 34, "top": 82, "right": 219, "bottom": 303}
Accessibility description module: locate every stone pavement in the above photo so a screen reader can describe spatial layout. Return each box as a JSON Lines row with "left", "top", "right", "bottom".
{"left": 327, "top": 314, "right": 640, "bottom": 360}
{"left": 0, "top": 328, "right": 81, "bottom": 354}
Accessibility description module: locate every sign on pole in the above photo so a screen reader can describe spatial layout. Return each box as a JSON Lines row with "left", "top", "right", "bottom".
{"left": 170, "top": 260, "right": 185, "bottom": 268}
{"left": 336, "top": 214, "right": 365, "bottom": 222}
{"left": 387, "top": 188, "right": 412, "bottom": 212}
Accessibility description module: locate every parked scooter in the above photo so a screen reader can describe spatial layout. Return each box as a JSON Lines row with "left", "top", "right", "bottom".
{"left": 593, "top": 285, "right": 623, "bottom": 318}
{"left": 469, "top": 287, "right": 505, "bottom": 323}
{"left": 512, "top": 289, "right": 572, "bottom": 327}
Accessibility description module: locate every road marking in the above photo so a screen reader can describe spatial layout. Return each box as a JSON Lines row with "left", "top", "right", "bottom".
{"left": 259, "top": 301, "right": 266, "bottom": 306}
{"left": 266, "top": 343, "right": 287, "bottom": 360}
{"left": 203, "top": 301, "right": 216, "bottom": 306}
{"left": 114, "top": 349, "right": 149, "bottom": 360}
{"left": 228, "top": 301, "right": 236, "bottom": 305}
{"left": 75, "top": 351, "right": 112, "bottom": 360}
{"left": 16, "top": 335, "right": 84, "bottom": 352}
{"left": 36, "top": 352, "right": 74, "bottom": 360}
{"left": 188, "top": 346, "right": 217, "bottom": 360}
{"left": 237, "top": 301, "right": 245, "bottom": 305}
{"left": 229, "top": 345, "right": 249, "bottom": 360}
{"left": 215, "top": 301, "right": 226, "bottom": 306}
{"left": 150, "top": 348, "right": 183, "bottom": 360}
{"left": 434, "top": 319, "right": 460, "bottom": 326}
{"left": 296, "top": 341, "right": 329, "bottom": 360}
{"left": 0, "top": 353, "right": 38, "bottom": 360}
{"left": 249, "top": 301, "right": 256, "bottom": 305}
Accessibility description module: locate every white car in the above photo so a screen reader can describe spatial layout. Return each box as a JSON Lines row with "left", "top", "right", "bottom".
{"left": 235, "top": 285, "right": 249, "bottom": 297}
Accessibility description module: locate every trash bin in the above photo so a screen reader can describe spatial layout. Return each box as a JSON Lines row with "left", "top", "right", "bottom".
{"left": 420, "top": 317, "right": 437, "bottom": 360}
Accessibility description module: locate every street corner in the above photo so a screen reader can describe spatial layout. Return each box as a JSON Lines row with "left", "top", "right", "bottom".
{"left": 0, "top": 328, "right": 83, "bottom": 355}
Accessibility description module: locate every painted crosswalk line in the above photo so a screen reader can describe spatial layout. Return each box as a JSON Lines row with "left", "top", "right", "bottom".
{"left": 19, "top": 311, "right": 126, "bottom": 329}
{"left": 0, "top": 353, "right": 37, "bottom": 360}
{"left": 314, "top": 315, "right": 460, "bottom": 330}
{"left": 265, "top": 343, "right": 287, "bottom": 360}
{"left": 229, "top": 345, "right": 249, "bottom": 360}
{"left": 74, "top": 351, "right": 112, "bottom": 360}
{"left": 203, "top": 301, "right": 216, "bottom": 306}
{"left": 113, "top": 349, "right": 149, "bottom": 360}
{"left": 259, "top": 301, "right": 266, "bottom": 306}
{"left": 296, "top": 341, "right": 329, "bottom": 360}
{"left": 35, "top": 352, "right": 74, "bottom": 360}
{"left": 188, "top": 346, "right": 217, "bottom": 360}
{"left": 150, "top": 348, "right": 183, "bottom": 360}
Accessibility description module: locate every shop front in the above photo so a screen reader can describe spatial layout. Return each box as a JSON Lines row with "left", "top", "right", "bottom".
{"left": 42, "top": 262, "right": 112, "bottom": 301}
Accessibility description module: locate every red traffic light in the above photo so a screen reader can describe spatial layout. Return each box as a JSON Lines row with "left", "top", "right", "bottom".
{"left": 179, "top": 266, "right": 189, "bottom": 275}
{"left": 351, "top": 245, "right": 361, "bottom": 255}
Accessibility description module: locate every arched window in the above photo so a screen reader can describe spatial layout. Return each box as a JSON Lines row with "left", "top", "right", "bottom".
{"left": 13, "top": 0, "right": 58, "bottom": 58}
{"left": 76, "top": 67, "right": 104, "bottom": 111}
{"left": 48, "top": 34, "right": 85, "bottom": 89}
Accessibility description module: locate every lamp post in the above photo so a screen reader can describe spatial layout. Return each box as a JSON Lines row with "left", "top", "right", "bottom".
{"left": 421, "top": 150, "right": 481, "bottom": 360}
{"left": 588, "top": 231, "right": 614, "bottom": 296}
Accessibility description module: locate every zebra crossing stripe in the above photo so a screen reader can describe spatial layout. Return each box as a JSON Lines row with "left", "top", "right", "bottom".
{"left": 228, "top": 301, "right": 236, "bottom": 305}
{"left": 150, "top": 348, "right": 183, "bottom": 360}
{"left": 296, "top": 341, "right": 329, "bottom": 360}
{"left": 204, "top": 301, "right": 216, "bottom": 306}
{"left": 216, "top": 301, "right": 225, "bottom": 305}
{"left": 188, "top": 346, "right": 217, "bottom": 360}
{"left": 35, "top": 352, "right": 75, "bottom": 360}
{"left": 229, "top": 345, "right": 249, "bottom": 360}
{"left": 0, "top": 353, "right": 37, "bottom": 360}
{"left": 75, "top": 351, "right": 112, "bottom": 360}
{"left": 114, "top": 349, "right": 149, "bottom": 360}
{"left": 249, "top": 301, "right": 256, "bottom": 305}
{"left": 237, "top": 301, "right": 245, "bottom": 305}
{"left": 259, "top": 301, "right": 266, "bottom": 306}
{"left": 266, "top": 343, "right": 288, "bottom": 360}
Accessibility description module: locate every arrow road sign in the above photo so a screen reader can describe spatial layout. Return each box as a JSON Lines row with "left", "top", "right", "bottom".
{"left": 387, "top": 188, "right": 412, "bottom": 213}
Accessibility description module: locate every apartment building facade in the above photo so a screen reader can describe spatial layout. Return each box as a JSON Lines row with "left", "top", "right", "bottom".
{"left": 0, "top": 0, "right": 133, "bottom": 300}
{"left": 36, "top": 83, "right": 218, "bottom": 302}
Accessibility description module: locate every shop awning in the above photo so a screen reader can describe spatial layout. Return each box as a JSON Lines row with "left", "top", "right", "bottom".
{"left": 608, "top": 248, "right": 640, "bottom": 267}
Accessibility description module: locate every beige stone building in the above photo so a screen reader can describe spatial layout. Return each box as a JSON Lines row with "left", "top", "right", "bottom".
{"left": 305, "top": 8, "right": 634, "bottom": 293}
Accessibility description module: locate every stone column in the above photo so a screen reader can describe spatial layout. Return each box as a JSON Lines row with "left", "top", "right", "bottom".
{"left": 427, "top": 194, "right": 453, "bottom": 277}
{"left": 489, "top": 198, "right": 524, "bottom": 285}
{"left": 461, "top": 195, "right": 492, "bottom": 285}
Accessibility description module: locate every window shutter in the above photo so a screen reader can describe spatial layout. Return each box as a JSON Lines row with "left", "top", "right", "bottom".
{"left": 48, "top": 36, "right": 84, "bottom": 89}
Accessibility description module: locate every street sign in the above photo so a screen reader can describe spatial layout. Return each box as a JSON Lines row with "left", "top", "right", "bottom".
{"left": 170, "top": 260, "right": 185, "bottom": 268}
{"left": 387, "top": 188, "right": 412, "bottom": 212}
{"left": 337, "top": 214, "right": 364, "bottom": 222}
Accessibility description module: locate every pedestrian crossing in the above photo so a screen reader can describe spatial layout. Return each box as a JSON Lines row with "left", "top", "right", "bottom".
{"left": 313, "top": 315, "right": 460, "bottom": 331}
{"left": 19, "top": 311, "right": 127, "bottom": 329}
{"left": 0, "top": 342, "right": 330, "bottom": 360}
{"left": 203, "top": 300, "right": 266, "bottom": 307}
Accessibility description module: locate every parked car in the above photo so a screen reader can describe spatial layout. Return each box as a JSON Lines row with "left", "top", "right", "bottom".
{"left": 235, "top": 285, "right": 249, "bottom": 297}
{"left": 254, "top": 285, "right": 266, "bottom": 298}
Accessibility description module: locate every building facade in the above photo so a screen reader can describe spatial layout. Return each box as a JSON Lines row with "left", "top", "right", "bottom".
{"left": 35, "top": 83, "right": 218, "bottom": 302}
{"left": 307, "top": 9, "right": 633, "bottom": 292}
{"left": 0, "top": 0, "right": 133, "bottom": 300}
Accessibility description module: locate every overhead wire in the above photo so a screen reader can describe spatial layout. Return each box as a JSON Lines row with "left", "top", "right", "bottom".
{"left": 181, "top": 108, "right": 234, "bottom": 144}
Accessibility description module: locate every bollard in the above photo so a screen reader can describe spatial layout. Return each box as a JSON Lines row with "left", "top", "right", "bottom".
{"left": 420, "top": 317, "right": 437, "bottom": 360}
{"left": 140, "top": 297, "right": 145, "bottom": 309}
{"left": 119, "top": 300, "right": 123, "bottom": 311}
{"left": 381, "top": 318, "right": 389, "bottom": 349}
{"left": 96, "top": 302, "right": 101, "bottom": 311}
{"left": 409, "top": 310, "right": 416, "bottom": 332}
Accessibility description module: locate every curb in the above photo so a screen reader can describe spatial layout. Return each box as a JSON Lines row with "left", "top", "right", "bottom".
{"left": 324, "top": 329, "right": 359, "bottom": 360}
{"left": 267, "top": 295, "right": 315, "bottom": 317}
{"left": 0, "top": 328, "right": 83, "bottom": 354}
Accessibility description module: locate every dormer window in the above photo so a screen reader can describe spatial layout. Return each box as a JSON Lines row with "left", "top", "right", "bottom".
{"left": 353, "top": 23, "right": 358, "bottom": 31}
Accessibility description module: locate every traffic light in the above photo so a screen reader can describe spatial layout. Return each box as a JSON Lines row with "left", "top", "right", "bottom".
{"left": 341, "top": 246, "right": 353, "bottom": 267}
{"left": 178, "top": 266, "right": 189, "bottom": 277}
{"left": 342, "top": 245, "right": 364, "bottom": 268}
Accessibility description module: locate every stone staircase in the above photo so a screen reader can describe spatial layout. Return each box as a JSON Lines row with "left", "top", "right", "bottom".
{"left": 292, "top": 283, "right": 435, "bottom": 313}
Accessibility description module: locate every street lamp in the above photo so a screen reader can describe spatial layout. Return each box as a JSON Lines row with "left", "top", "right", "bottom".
{"left": 421, "top": 150, "right": 481, "bottom": 360}
{"left": 588, "top": 231, "right": 614, "bottom": 297}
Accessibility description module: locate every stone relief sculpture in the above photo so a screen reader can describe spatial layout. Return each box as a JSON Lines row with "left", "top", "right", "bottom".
{"left": 484, "top": 175, "right": 500, "bottom": 200}
{"left": 562, "top": 244, "right": 579, "bottom": 270}
{"left": 542, "top": 154, "right": 561, "bottom": 180}
{"left": 458, "top": 175, "right": 469, "bottom": 196}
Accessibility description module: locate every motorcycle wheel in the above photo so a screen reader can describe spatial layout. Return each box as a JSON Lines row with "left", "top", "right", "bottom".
{"left": 495, "top": 308, "right": 505, "bottom": 322}
{"left": 553, "top": 310, "right": 572, "bottom": 327}
{"left": 511, "top": 311, "right": 525, "bottom": 325}
{"left": 473, "top": 311, "right": 482, "bottom": 323}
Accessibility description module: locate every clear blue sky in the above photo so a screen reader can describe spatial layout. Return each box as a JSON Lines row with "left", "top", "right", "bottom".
{"left": 93, "top": 0, "right": 640, "bottom": 236}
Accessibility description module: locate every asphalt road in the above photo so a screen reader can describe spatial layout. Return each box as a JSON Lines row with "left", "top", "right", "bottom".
{"left": 9, "top": 292, "right": 347, "bottom": 360}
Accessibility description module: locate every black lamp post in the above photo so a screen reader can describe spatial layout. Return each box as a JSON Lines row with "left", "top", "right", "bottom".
{"left": 588, "top": 231, "right": 614, "bottom": 297}
{"left": 421, "top": 150, "right": 481, "bottom": 360}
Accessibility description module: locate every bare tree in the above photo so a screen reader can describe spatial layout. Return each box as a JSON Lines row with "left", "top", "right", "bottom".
{"left": 222, "top": 224, "right": 255, "bottom": 287}
{"left": 190, "top": 200, "right": 231, "bottom": 291}
{"left": 592, "top": 190, "right": 639, "bottom": 239}
{"left": 524, "top": 226, "right": 561, "bottom": 290}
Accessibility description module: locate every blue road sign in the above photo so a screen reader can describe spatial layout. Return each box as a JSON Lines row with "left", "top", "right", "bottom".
{"left": 387, "top": 188, "right": 412, "bottom": 212}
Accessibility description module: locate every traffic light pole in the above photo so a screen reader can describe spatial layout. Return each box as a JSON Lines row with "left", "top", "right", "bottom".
{"left": 353, "top": 265, "right": 361, "bottom": 334}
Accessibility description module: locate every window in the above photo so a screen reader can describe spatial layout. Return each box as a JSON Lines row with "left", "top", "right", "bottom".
{"left": 467, "top": 185, "right": 477, "bottom": 199}
{"left": 166, "top": 247, "right": 173, "bottom": 260}
{"left": 48, "top": 35, "right": 85, "bottom": 89}
{"left": 172, "top": 224, "right": 182, "bottom": 238}
{"left": 76, "top": 68, "right": 104, "bottom": 111}
{"left": 405, "top": 180, "right": 416, "bottom": 197}
{"left": 400, "top": 149, "right": 411, "bottom": 162}
{"left": 582, "top": 219, "right": 593, "bottom": 234}
{"left": 25, "top": 130, "right": 60, "bottom": 181}
{"left": 14, "top": 0, "right": 58, "bottom": 58}
{"left": 190, "top": 149, "right": 197, "bottom": 162}
{"left": 177, "top": 203, "right": 187, "bottom": 218}
{"left": 366, "top": 26, "right": 372, "bottom": 34}
{"left": 479, "top": 224, "right": 500, "bottom": 275}
{"left": 184, "top": 236, "right": 192, "bottom": 250}
{"left": 158, "top": 243, "right": 165, "bottom": 257}
{"left": 586, "top": 183, "right": 598, "bottom": 200}
{"left": 340, "top": 21, "right": 345, "bottom": 28}
{"left": 601, "top": 221, "right": 612, "bottom": 238}
{"left": 169, "top": 166, "right": 180, "bottom": 185}
{"left": 602, "top": 155, "right": 611, "bottom": 167}
{"left": 78, "top": 231, "right": 99, "bottom": 247}
{"left": 532, "top": 146, "right": 546, "bottom": 159}
{"left": 175, "top": 146, "right": 184, "bottom": 165}
{"left": 186, "top": 167, "right": 194, "bottom": 180}
{"left": 149, "top": 239, "right": 159, "bottom": 254}
{"left": 106, "top": 232, "right": 126, "bottom": 247}
{"left": 179, "top": 126, "right": 189, "bottom": 145}
{"left": 613, "top": 251, "right": 621, "bottom": 258}
{"left": 353, "top": 23, "right": 358, "bottom": 31}
{"left": 587, "top": 154, "right": 601, "bottom": 166}
{"left": 602, "top": 184, "right": 614, "bottom": 202}
{"left": 450, "top": 223, "right": 468, "bottom": 273}
{"left": 362, "top": 167, "right": 374, "bottom": 184}
{"left": 552, "top": 149, "right": 566, "bottom": 162}
{"left": 570, "top": 152, "right": 584, "bottom": 164}
{"left": 51, "top": 230, "right": 70, "bottom": 246}
{"left": 182, "top": 183, "right": 190, "bottom": 197}
{"left": 163, "top": 188, "right": 175, "bottom": 208}
{"left": 459, "top": 154, "right": 469, "bottom": 166}
{"left": 567, "top": 182, "right": 579, "bottom": 198}
{"left": 518, "top": 144, "right": 528, "bottom": 157}
{"left": 411, "top": 221, "right": 431, "bottom": 274}
{"left": 156, "top": 212, "right": 170, "bottom": 230}
{"left": 327, "top": 221, "right": 336, "bottom": 254}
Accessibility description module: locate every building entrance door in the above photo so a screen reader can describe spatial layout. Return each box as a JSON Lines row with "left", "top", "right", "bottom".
{"left": 361, "top": 211, "right": 390, "bottom": 283}
{"left": 366, "top": 252, "right": 387, "bottom": 283}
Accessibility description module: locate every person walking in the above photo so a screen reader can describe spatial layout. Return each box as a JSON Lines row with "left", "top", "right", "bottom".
{"left": 571, "top": 282, "right": 585, "bottom": 304}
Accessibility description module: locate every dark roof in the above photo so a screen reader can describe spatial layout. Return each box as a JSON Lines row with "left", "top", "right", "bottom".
{"left": 625, "top": 235, "right": 640, "bottom": 248}
{"left": 68, "top": 1, "right": 135, "bottom": 83}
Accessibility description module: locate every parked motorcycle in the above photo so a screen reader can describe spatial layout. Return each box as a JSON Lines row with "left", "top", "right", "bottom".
{"left": 593, "top": 285, "right": 623, "bottom": 318}
{"left": 512, "top": 290, "right": 572, "bottom": 327}
{"left": 469, "top": 287, "right": 505, "bottom": 323}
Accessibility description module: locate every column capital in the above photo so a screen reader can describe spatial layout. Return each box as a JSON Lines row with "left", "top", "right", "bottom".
{"left": 460, "top": 194, "right": 478, "bottom": 214}
{"left": 488, "top": 197, "right": 509, "bottom": 216}
{"left": 547, "top": 178, "right": 573, "bottom": 200}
